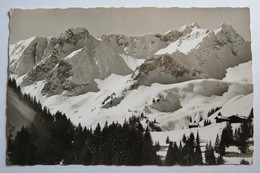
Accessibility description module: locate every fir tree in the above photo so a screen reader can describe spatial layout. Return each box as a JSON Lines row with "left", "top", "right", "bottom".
{"left": 214, "top": 134, "right": 220, "bottom": 154}
{"left": 205, "top": 141, "right": 216, "bottom": 165}
{"left": 154, "top": 141, "right": 161, "bottom": 152}
{"left": 166, "top": 136, "right": 170, "bottom": 144}
{"left": 237, "top": 122, "right": 249, "bottom": 154}
{"left": 142, "top": 127, "right": 158, "bottom": 165}
{"left": 187, "top": 132, "right": 195, "bottom": 165}
{"left": 165, "top": 142, "right": 174, "bottom": 165}
{"left": 182, "top": 134, "right": 187, "bottom": 144}
{"left": 225, "top": 123, "right": 234, "bottom": 147}
{"left": 219, "top": 132, "right": 226, "bottom": 156}
{"left": 194, "top": 132, "right": 203, "bottom": 165}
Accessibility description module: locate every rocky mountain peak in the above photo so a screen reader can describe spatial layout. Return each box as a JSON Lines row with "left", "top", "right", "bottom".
{"left": 215, "top": 22, "right": 244, "bottom": 42}
{"left": 9, "top": 23, "right": 250, "bottom": 98}
{"left": 57, "top": 27, "right": 90, "bottom": 47}
{"left": 189, "top": 22, "right": 200, "bottom": 28}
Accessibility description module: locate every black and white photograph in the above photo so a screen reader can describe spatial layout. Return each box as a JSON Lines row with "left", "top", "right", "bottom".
{"left": 6, "top": 7, "right": 253, "bottom": 166}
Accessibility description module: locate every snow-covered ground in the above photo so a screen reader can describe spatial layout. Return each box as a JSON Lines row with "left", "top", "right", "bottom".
{"left": 223, "top": 61, "right": 252, "bottom": 83}
{"left": 223, "top": 157, "right": 253, "bottom": 165}
{"left": 155, "top": 27, "right": 209, "bottom": 55}
{"left": 119, "top": 54, "right": 145, "bottom": 70}
{"left": 20, "top": 70, "right": 253, "bottom": 131}
{"left": 151, "top": 122, "right": 227, "bottom": 147}
{"left": 9, "top": 37, "right": 36, "bottom": 62}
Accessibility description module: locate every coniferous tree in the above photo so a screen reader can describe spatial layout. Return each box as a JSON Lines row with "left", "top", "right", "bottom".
{"left": 166, "top": 136, "right": 170, "bottom": 144}
{"left": 194, "top": 132, "right": 203, "bottom": 165}
{"left": 219, "top": 123, "right": 233, "bottom": 156}
{"left": 214, "top": 134, "right": 220, "bottom": 154}
{"left": 172, "top": 142, "right": 180, "bottom": 164}
{"left": 225, "top": 123, "right": 234, "bottom": 146}
{"left": 165, "top": 141, "right": 180, "bottom": 165}
{"left": 182, "top": 134, "right": 187, "bottom": 144}
{"left": 181, "top": 134, "right": 188, "bottom": 165}
{"left": 178, "top": 132, "right": 197, "bottom": 165}
{"left": 154, "top": 141, "right": 161, "bottom": 152}
{"left": 234, "top": 128, "right": 240, "bottom": 146}
{"left": 241, "top": 121, "right": 250, "bottom": 140}
{"left": 181, "top": 132, "right": 195, "bottom": 165}
{"left": 237, "top": 122, "right": 249, "bottom": 154}
{"left": 92, "top": 123, "right": 103, "bottom": 164}
{"left": 205, "top": 141, "right": 216, "bottom": 165}
{"left": 165, "top": 142, "right": 174, "bottom": 165}
{"left": 142, "top": 127, "right": 158, "bottom": 165}
{"left": 219, "top": 132, "right": 226, "bottom": 156}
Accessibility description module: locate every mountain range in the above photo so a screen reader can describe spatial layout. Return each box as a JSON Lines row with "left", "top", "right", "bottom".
{"left": 9, "top": 22, "right": 252, "bottom": 145}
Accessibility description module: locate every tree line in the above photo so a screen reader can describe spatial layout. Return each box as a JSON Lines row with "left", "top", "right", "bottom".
{"left": 7, "top": 78, "right": 161, "bottom": 165}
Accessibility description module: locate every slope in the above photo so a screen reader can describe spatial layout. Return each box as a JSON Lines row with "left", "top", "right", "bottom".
{"left": 10, "top": 28, "right": 132, "bottom": 97}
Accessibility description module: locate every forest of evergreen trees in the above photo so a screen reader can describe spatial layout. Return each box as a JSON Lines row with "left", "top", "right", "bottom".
{"left": 7, "top": 78, "right": 253, "bottom": 165}
{"left": 7, "top": 78, "right": 161, "bottom": 165}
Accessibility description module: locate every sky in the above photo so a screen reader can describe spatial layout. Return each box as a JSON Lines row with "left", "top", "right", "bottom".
{"left": 9, "top": 7, "right": 251, "bottom": 44}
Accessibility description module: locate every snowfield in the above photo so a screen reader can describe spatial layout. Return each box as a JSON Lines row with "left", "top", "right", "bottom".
{"left": 119, "top": 54, "right": 145, "bottom": 70}
{"left": 9, "top": 37, "right": 36, "bottom": 62}
{"left": 223, "top": 61, "right": 252, "bottom": 83}
{"left": 155, "top": 27, "right": 209, "bottom": 55}
{"left": 20, "top": 70, "right": 253, "bottom": 131}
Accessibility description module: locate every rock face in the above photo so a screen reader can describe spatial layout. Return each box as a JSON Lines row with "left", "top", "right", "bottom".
{"left": 9, "top": 23, "right": 251, "bottom": 97}
{"left": 9, "top": 37, "right": 48, "bottom": 77}
{"left": 10, "top": 27, "right": 132, "bottom": 96}
{"left": 127, "top": 23, "right": 251, "bottom": 88}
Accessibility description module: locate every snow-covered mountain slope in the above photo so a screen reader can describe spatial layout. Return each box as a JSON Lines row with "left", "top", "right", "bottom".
{"left": 19, "top": 71, "right": 253, "bottom": 131}
{"left": 10, "top": 23, "right": 251, "bottom": 97}
{"left": 9, "top": 22, "right": 253, "bottom": 132}
{"left": 223, "top": 61, "right": 252, "bottom": 83}
{"left": 10, "top": 28, "right": 132, "bottom": 96}
{"left": 128, "top": 23, "right": 251, "bottom": 88}
{"left": 100, "top": 23, "right": 204, "bottom": 60}
{"left": 119, "top": 54, "right": 145, "bottom": 70}
{"left": 155, "top": 23, "right": 209, "bottom": 55}
{"left": 9, "top": 37, "right": 47, "bottom": 77}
